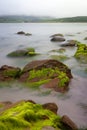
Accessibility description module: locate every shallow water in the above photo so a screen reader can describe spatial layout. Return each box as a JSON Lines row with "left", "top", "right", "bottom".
{"left": 0, "top": 23, "right": 87, "bottom": 128}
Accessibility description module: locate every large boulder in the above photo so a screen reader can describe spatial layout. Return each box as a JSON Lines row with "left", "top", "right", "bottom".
{"left": 0, "top": 65, "right": 21, "bottom": 81}
{"left": 61, "top": 115, "right": 78, "bottom": 130}
{"left": 19, "top": 59, "right": 72, "bottom": 93}
{"left": 51, "top": 36, "right": 65, "bottom": 42}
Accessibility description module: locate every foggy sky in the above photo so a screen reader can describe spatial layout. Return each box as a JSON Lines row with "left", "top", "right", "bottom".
{"left": 0, "top": 0, "right": 87, "bottom": 17}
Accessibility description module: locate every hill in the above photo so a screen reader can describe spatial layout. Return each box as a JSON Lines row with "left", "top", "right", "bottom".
{"left": 0, "top": 15, "right": 87, "bottom": 23}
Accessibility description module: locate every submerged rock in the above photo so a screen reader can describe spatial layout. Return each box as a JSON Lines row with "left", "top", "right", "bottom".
{"left": 51, "top": 36, "right": 65, "bottom": 42}
{"left": 17, "top": 31, "right": 32, "bottom": 36}
{"left": 84, "top": 37, "right": 87, "bottom": 40}
{"left": 0, "top": 65, "right": 21, "bottom": 81}
{"left": 61, "top": 40, "right": 77, "bottom": 47}
{"left": 0, "top": 100, "right": 78, "bottom": 130}
{"left": 7, "top": 48, "right": 38, "bottom": 57}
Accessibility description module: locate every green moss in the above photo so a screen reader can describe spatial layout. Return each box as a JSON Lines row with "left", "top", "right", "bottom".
{"left": 74, "top": 43, "right": 87, "bottom": 63}
{"left": 0, "top": 103, "right": 3, "bottom": 108}
{"left": 0, "top": 101, "right": 62, "bottom": 130}
{"left": 3, "top": 69, "right": 21, "bottom": 78}
{"left": 27, "top": 68, "right": 69, "bottom": 88}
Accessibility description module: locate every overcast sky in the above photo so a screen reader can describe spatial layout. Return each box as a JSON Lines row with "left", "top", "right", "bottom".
{"left": 0, "top": 0, "right": 87, "bottom": 17}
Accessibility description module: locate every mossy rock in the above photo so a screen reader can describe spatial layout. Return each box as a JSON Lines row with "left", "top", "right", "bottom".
{"left": 19, "top": 59, "right": 72, "bottom": 93}
{"left": 74, "top": 43, "right": 87, "bottom": 63}
{"left": 84, "top": 37, "right": 87, "bottom": 40}
{"left": 0, "top": 65, "right": 21, "bottom": 81}
{"left": 0, "top": 100, "right": 62, "bottom": 130}
{"left": 7, "top": 48, "right": 38, "bottom": 57}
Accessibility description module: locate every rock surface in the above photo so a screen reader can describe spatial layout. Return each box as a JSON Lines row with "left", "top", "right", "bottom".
{"left": 51, "top": 36, "right": 65, "bottom": 42}
{"left": 61, "top": 115, "right": 78, "bottom": 130}
{"left": 0, "top": 65, "right": 21, "bottom": 81}
{"left": 42, "top": 103, "right": 58, "bottom": 114}
{"left": 20, "top": 59, "right": 72, "bottom": 93}
{"left": 61, "top": 40, "right": 77, "bottom": 47}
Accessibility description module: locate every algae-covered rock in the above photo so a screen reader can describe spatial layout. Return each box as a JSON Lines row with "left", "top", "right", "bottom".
{"left": 0, "top": 65, "right": 21, "bottom": 81}
{"left": 7, "top": 48, "right": 38, "bottom": 57}
{"left": 74, "top": 43, "right": 87, "bottom": 63}
{"left": 84, "top": 37, "right": 87, "bottom": 40}
{"left": 20, "top": 59, "right": 72, "bottom": 93}
{"left": 0, "top": 100, "right": 78, "bottom": 130}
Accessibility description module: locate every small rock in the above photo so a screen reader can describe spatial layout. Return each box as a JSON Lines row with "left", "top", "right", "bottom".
{"left": 61, "top": 115, "right": 78, "bottom": 130}
{"left": 50, "top": 33, "right": 64, "bottom": 37}
{"left": 42, "top": 102, "right": 58, "bottom": 114}
{"left": 17, "top": 31, "right": 25, "bottom": 35}
{"left": 51, "top": 36, "right": 65, "bottom": 42}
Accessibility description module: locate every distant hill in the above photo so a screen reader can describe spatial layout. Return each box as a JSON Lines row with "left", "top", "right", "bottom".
{"left": 0, "top": 15, "right": 87, "bottom": 23}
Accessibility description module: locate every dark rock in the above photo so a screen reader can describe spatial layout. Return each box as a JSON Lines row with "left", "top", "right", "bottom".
{"left": 84, "top": 37, "right": 87, "bottom": 40}
{"left": 61, "top": 40, "right": 77, "bottom": 47}
{"left": 25, "top": 33, "right": 32, "bottom": 36}
{"left": 7, "top": 48, "right": 38, "bottom": 57}
{"left": 61, "top": 115, "right": 78, "bottom": 130}
{"left": 17, "top": 31, "right": 25, "bottom": 35}
{"left": 42, "top": 102, "right": 58, "bottom": 114}
{"left": 0, "top": 65, "right": 21, "bottom": 81}
{"left": 7, "top": 49, "right": 28, "bottom": 57}
{"left": 51, "top": 36, "right": 65, "bottom": 42}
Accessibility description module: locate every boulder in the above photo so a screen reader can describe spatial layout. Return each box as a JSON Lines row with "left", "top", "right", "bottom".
{"left": 61, "top": 115, "right": 78, "bottom": 130}
{"left": 51, "top": 36, "right": 65, "bottom": 42}
{"left": 19, "top": 59, "right": 72, "bottom": 93}
{"left": 61, "top": 40, "right": 77, "bottom": 47}
{"left": 0, "top": 65, "right": 21, "bottom": 81}
{"left": 7, "top": 48, "right": 38, "bottom": 57}
{"left": 42, "top": 102, "right": 58, "bottom": 114}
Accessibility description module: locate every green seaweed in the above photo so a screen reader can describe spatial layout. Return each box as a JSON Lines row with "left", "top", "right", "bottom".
{"left": 27, "top": 68, "right": 69, "bottom": 88}
{"left": 74, "top": 43, "right": 87, "bottom": 63}
{"left": 0, "top": 101, "right": 62, "bottom": 130}
{"left": 3, "top": 69, "right": 21, "bottom": 78}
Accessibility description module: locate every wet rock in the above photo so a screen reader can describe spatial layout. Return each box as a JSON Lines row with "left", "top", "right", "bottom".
{"left": 51, "top": 36, "right": 65, "bottom": 42}
{"left": 42, "top": 102, "right": 58, "bottom": 114}
{"left": 84, "top": 37, "right": 87, "bottom": 40}
{"left": 0, "top": 65, "right": 21, "bottom": 81}
{"left": 50, "top": 33, "right": 64, "bottom": 37}
{"left": 19, "top": 59, "right": 72, "bottom": 93}
{"left": 7, "top": 49, "right": 28, "bottom": 57}
{"left": 17, "top": 31, "right": 32, "bottom": 36}
{"left": 61, "top": 115, "right": 78, "bottom": 130}
{"left": 7, "top": 48, "right": 38, "bottom": 57}
{"left": 61, "top": 40, "right": 77, "bottom": 47}
{"left": 74, "top": 43, "right": 87, "bottom": 63}
{"left": 17, "top": 31, "right": 25, "bottom": 35}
